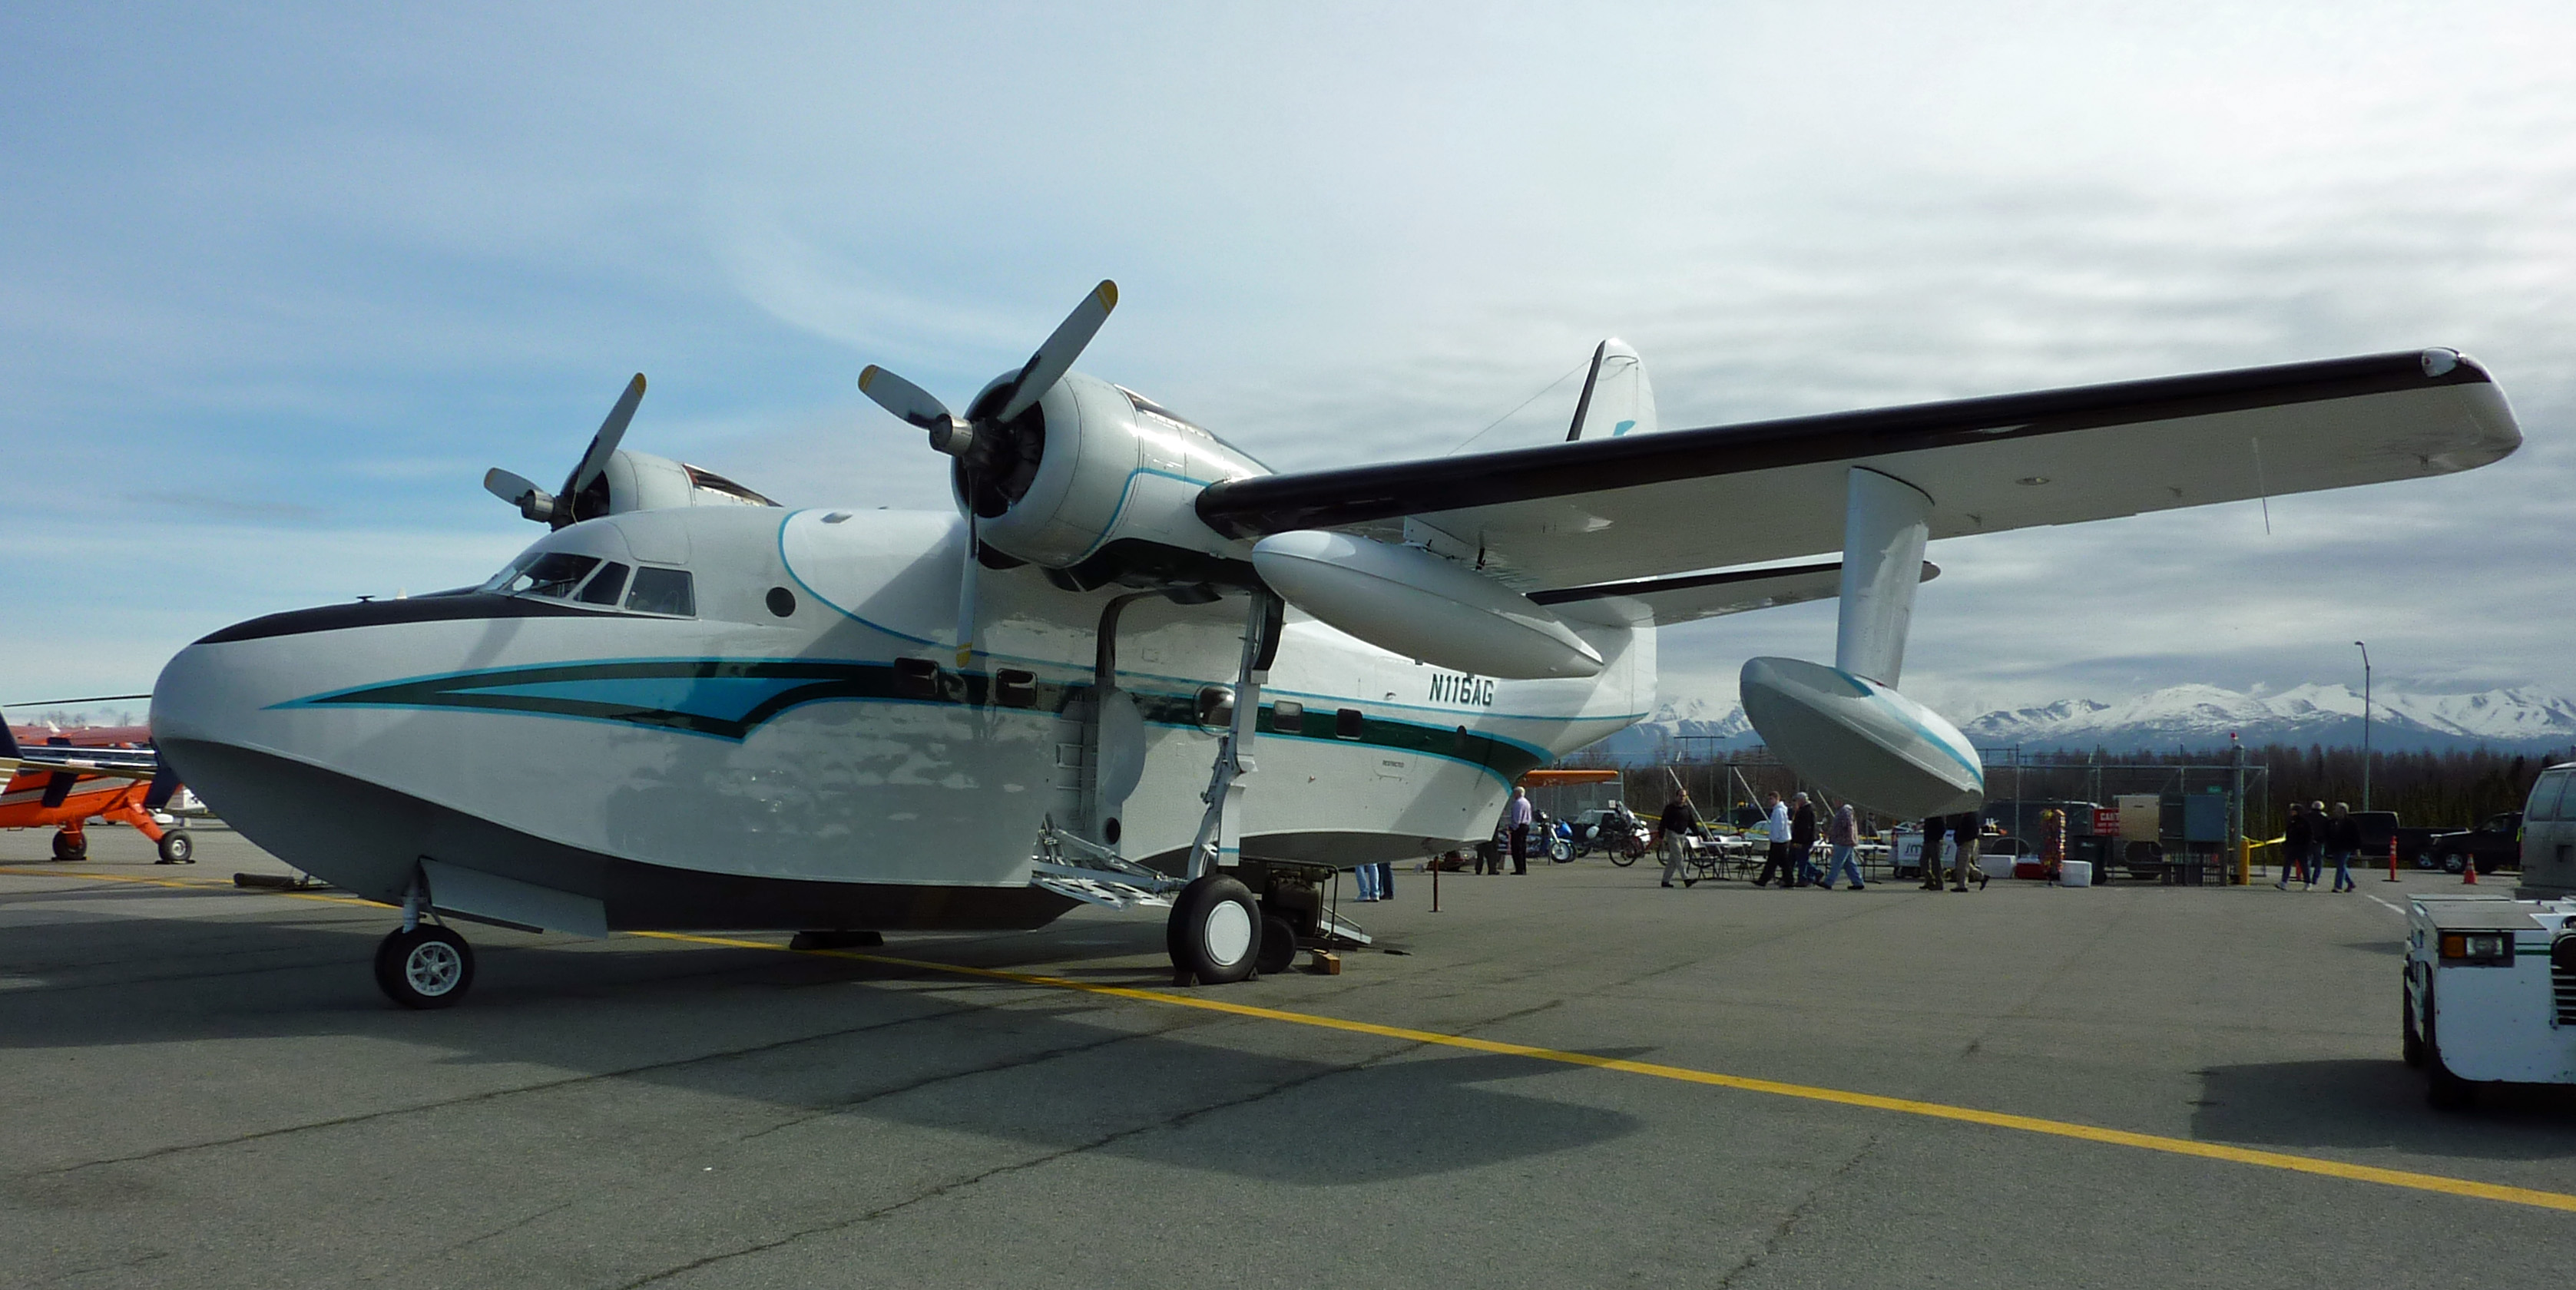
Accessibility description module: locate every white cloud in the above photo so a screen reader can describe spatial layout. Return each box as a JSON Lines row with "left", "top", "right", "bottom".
{"left": 6, "top": 2, "right": 2574, "bottom": 710}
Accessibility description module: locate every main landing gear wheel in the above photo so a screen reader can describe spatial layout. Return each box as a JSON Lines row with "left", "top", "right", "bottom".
{"left": 1256, "top": 912, "right": 1300, "bottom": 976}
{"left": 52, "top": 831, "right": 88, "bottom": 862}
{"left": 156, "top": 832, "right": 194, "bottom": 864}
{"left": 1167, "top": 875, "right": 1261, "bottom": 984}
{"left": 376, "top": 925, "right": 476, "bottom": 1009}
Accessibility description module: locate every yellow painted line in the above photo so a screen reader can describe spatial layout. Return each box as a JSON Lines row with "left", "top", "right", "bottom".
{"left": 633, "top": 929, "right": 2576, "bottom": 1216}
{"left": 12, "top": 865, "right": 2572, "bottom": 1213}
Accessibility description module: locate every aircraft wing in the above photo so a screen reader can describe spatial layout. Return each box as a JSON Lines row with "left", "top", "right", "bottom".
{"left": 1529, "top": 559, "right": 1935, "bottom": 626}
{"left": 1197, "top": 349, "right": 2520, "bottom": 590}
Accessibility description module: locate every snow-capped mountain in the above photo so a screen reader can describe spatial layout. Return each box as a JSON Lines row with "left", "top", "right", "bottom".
{"left": 1592, "top": 683, "right": 2576, "bottom": 762}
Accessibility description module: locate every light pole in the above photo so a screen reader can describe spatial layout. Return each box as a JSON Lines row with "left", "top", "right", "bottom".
{"left": 2354, "top": 640, "right": 2372, "bottom": 812}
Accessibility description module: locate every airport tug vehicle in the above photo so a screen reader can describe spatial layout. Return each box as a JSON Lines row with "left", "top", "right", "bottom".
{"left": 2402, "top": 895, "right": 2576, "bottom": 1106}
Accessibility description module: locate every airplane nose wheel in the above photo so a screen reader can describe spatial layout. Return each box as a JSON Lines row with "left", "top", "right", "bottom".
{"left": 1167, "top": 874, "right": 1262, "bottom": 984}
{"left": 375, "top": 925, "right": 476, "bottom": 1009}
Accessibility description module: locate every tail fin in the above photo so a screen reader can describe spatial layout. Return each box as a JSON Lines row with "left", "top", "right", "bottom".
{"left": 1566, "top": 339, "right": 1657, "bottom": 442}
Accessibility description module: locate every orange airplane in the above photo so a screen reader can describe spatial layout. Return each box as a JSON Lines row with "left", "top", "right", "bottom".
{"left": 2, "top": 696, "right": 193, "bottom": 864}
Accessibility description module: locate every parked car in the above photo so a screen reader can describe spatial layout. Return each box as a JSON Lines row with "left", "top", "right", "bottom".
{"left": 2422, "top": 812, "right": 2523, "bottom": 875}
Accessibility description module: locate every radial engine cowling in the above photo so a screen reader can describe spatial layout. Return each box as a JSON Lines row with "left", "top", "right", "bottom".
{"left": 955, "top": 372, "right": 1266, "bottom": 588}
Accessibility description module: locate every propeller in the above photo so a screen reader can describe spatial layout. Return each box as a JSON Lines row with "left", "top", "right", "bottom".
{"left": 857, "top": 281, "right": 1119, "bottom": 667}
{"left": 483, "top": 374, "right": 648, "bottom": 528}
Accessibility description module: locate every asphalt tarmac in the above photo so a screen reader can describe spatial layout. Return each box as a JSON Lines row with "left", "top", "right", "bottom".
{"left": 5, "top": 825, "right": 2572, "bottom": 1289}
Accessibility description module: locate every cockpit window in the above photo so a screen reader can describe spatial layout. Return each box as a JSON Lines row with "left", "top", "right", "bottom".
{"left": 577, "top": 561, "right": 631, "bottom": 606}
{"left": 512, "top": 553, "right": 602, "bottom": 600}
{"left": 625, "top": 566, "right": 695, "bottom": 617}
{"left": 478, "top": 551, "right": 539, "bottom": 594}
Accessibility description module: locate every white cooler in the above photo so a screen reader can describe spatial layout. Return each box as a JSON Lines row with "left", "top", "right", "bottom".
{"left": 2059, "top": 860, "right": 2094, "bottom": 888}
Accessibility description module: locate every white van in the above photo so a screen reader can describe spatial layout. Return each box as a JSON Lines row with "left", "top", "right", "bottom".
{"left": 2517, "top": 762, "right": 2576, "bottom": 899}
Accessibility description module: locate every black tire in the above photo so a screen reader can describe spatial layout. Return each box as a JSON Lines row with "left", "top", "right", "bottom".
{"left": 51, "top": 831, "right": 87, "bottom": 862}
{"left": 1549, "top": 837, "right": 1573, "bottom": 863}
{"left": 1610, "top": 844, "right": 1639, "bottom": 868}
{"left": 2401, "top": 973, "right": 2425, "bottom": 1069}
{"left": 1255, "top": 912, "right": 1300, "bottom": 975}
{"left": 375, "top": 925, "right": 475, "bottom": 1009}
{"left": 2440, "top": 851, "right": 2465, "bottom": 875}
{"left": 157, "top": 832, "right": 194, "bottom": 864}
{"left": 1167, "top": 875, "right": 1261, "bottom": 984}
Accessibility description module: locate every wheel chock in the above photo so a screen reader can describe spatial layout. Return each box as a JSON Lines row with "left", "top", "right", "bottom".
{"left": 1307, "top": 948, "right": 1342, "bottom": 975}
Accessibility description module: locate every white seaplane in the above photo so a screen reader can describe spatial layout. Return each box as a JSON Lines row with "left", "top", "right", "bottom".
{"left": 150, "top": 281, "right": 2521, "bottom": 1006}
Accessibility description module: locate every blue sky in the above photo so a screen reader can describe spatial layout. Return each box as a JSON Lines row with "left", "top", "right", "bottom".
{"left": 8, "top": 2, "right": 2574, "bottom": 723}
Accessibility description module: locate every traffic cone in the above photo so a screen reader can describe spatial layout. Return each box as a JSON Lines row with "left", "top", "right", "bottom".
{"left": 2462, "top": 853, "right": 2479, "bottom": 885}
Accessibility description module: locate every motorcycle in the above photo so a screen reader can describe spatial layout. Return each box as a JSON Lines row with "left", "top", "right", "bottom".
{"left": 1488, "top": 813, "right": 1580, "bottom": 865}
{"left": 1601, "top": 818, "right": 1654, "bottom": 867}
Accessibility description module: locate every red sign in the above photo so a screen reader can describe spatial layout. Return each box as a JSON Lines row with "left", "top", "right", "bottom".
{"left": 2091, "top": 809, "right": 2121, "bottom": 835}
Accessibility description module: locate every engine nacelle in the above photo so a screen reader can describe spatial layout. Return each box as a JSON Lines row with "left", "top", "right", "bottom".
{"left": 1250, "top": 531, "right": 1605, "bottom": 679}
{"left": 596, "top": 451, "right": 780, "bottom": 517}
{"left": 1740, "top": 656, "right": 1984, "bottom": 819}
{"left": 957, "top": 372, "right": 1266, "bottom": 589}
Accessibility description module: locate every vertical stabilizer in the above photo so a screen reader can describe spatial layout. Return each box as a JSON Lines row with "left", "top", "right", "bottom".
{"left": 1566, "top": 339, "right": 1657, "bottom": 442}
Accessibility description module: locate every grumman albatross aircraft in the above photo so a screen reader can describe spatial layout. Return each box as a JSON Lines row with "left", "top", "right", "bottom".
{"left": 151, "top": 281, "right": 2521, "bottom": 1006}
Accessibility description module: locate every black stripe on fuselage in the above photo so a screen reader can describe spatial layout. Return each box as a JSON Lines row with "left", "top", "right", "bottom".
{"left": 196, "top": 594, "right": 628, "bottom": 645}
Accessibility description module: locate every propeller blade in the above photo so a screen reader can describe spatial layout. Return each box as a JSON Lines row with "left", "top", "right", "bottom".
{"left": 482, "top": 468, "right": 555, "bottom": 522}
{"left": 955, "top": 508, "right": 980, "bottom": 668}
{"left": 858, "top": 366, "right": 955, "bottom": 431}
{"left": 995, "top": 280, "right": 1117, "bottom": 422}
{"left": 555, "top": 373, "right": 647, "bottom": 524}
{"left": 860, "top": 366, "right": 972, "bottom": 456}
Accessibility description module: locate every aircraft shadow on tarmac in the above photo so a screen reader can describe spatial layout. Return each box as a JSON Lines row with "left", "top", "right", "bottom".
{"left": 0, "top": 899, "right": 1644, "bottom": 1186}
{"left": 2193, "top": 1060, "right": 2576, "bottom": 1159}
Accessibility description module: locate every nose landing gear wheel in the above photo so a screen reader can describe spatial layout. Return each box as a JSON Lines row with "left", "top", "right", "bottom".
{"left": 51, "top": 831, "right": 87, "bottom": 862}
{"left": 156, "top": 832, "right": 194, "bottom": 864}
{"left": 375, "top": 925, "right": 476, "bottom": 1009}
{"left": 1167, "top": 875, "right": 1261, "bottom": 984}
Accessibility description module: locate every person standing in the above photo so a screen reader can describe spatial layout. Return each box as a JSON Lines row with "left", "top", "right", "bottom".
{"left": 2324, "top": 801, "right": 2362, "bottom": 892}
{"left": 1505, "top": 787, "right": 1535, "bottom": 875}
{"left": 2303, "top": 799, "right": 2327, "bottom": 890}
{"left": 1753, "top": 791, "right": 1793, "bottom": 887}
{"left": 1949, "top": 811, "right": 1982, "bottom": 891}
{"left": 1658, "top": 789, "right": 1702, "bottom": 888}
{"left": 1790, "top": 792, "right": 1821, "bottom": 888}
{"left": 1919, "top": 816, "right": 1949, "bottom": 891}
{"left": 2277, "top": 802, "right": 2310, "bottom": 890}
{"left": 2040, "top": 809, "right": 2066, "bottom": 883}
{"left": 1819, "top": 801, "right": 1865, "bottom": 890}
